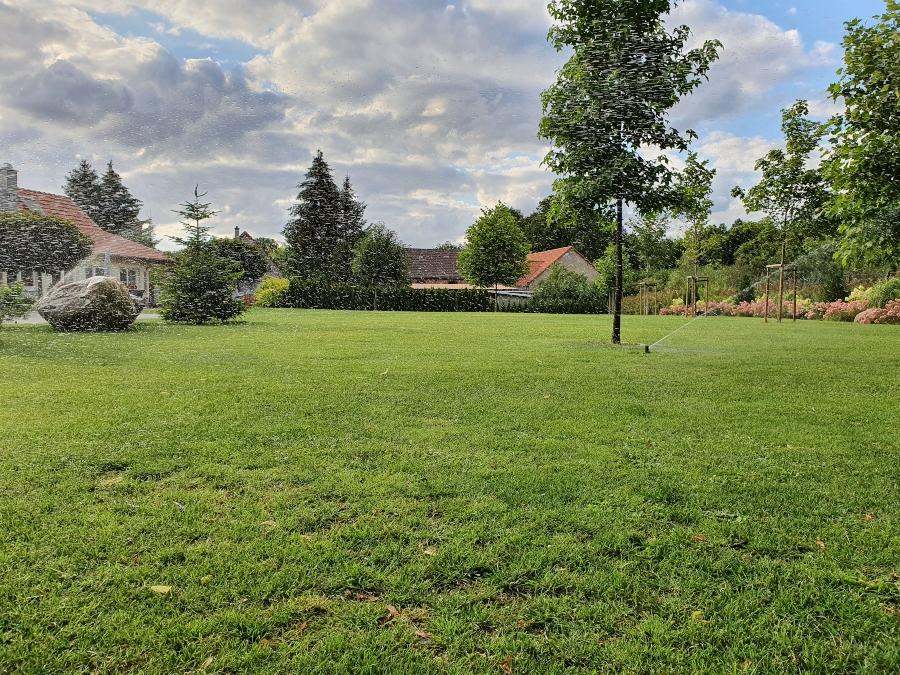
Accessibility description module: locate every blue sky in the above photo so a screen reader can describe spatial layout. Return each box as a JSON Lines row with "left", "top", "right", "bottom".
{"left": 0, "top": 0, "right": 888, "bottom": 248}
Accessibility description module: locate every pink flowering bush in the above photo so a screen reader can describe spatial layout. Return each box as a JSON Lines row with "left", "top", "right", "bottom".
{"left": 816, "top": 299, "right": 869, "bottom": 322}
{"left": 855, "top": 299, "right": 900, "bottom": 325}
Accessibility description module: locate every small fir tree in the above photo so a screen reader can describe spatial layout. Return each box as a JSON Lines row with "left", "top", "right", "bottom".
{"left": 160, "top": 187, "right": 244, "bottom": 324}
{"left": 98, "top": 161, "right": 146, "bottom": 239}
{"left": 337, "top": 175, "right": 367, "bottom": 278}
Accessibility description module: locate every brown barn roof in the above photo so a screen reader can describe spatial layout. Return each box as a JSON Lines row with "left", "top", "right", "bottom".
{"left": 406, "top": 248, "right": 464, "bottom": 283}
{"left": 17, "top": 188, "right": 171, "bottom": 265}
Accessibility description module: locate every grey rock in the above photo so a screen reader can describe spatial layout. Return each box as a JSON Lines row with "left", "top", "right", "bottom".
{"left": 37, "top": 276, "right": 142, "bottom": 331}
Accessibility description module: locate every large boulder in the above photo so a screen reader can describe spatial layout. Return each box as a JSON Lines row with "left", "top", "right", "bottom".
{"left": 37, "top": 276, "right": 142, "bottom": 331}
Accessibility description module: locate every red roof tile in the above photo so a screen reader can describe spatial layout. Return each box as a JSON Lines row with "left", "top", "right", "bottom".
{"left": 518, "top": 246, "right": 575, "bottom": 287}
{"left": 17, "top": 188, "right": 171, "bottom": 264}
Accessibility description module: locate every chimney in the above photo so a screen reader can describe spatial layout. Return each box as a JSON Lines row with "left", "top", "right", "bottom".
{"left": 0, "top": 163, "right": 18, "bottom": 213}
{"left": 234, "top": 225, "right": 240, "bottom": 240}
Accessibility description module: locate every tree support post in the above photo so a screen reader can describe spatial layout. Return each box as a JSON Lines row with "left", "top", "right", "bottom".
{"left": 612, "top": 198, "right": 623, "bottom": 345}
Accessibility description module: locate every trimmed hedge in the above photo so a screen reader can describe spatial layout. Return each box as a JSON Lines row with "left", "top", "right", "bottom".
{"left": 270, "top": 279, "right": 610, "bottom": 314}
{"left": 282, "top": 280, "right": 494, "bottom": 312}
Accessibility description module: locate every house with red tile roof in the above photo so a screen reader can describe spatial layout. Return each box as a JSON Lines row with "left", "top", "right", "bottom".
{"left": 406, "top": 244, "right": 597, "bottom": 291}
{"left": 518, "top": 246, "right": 598, "bottom": 290}
{"left": 0, "top": 164, "right": 171, "bottom": 300}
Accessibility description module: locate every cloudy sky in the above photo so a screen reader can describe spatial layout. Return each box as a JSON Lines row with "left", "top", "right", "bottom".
{"left": 0, "top": 0, "right": 885, "bottom": 249}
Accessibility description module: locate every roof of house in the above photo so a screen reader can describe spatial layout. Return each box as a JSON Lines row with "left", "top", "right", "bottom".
{"left": 518, "top": 246, "right": 577, "bottom": 286}
{"left": 406, "top": 248, "right": 464, "bottom": 282}
{"left": 17, "top": 188, "right": 170, "bottom": 264}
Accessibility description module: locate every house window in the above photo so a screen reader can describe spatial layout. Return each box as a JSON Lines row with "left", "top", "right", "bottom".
{"left": 20, "top": 270, "right": 35, "bottom": 288}
{"left": 119, "top": 269, "right": 137, "bottom": 288}
{"left": 3, "top": 271, "right": 18, "bottom": 285}
{"left": 85, "top": 267, "right": 105, "bottom": 279}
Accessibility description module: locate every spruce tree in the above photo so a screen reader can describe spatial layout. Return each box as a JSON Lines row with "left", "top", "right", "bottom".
{"left": 283, "top": 151, "right": 343, "bottom": 281}
{"left": 160, "top": 186, "right": 244, "bottom": 324}
{"left": 98, "top": 161, "right": 145, "bottom": 240}
{"left": 336, "top": 175, "right": 367, "bottom": 281}
{"left": 63, "top": 160, "right": 103, "bottom": 224}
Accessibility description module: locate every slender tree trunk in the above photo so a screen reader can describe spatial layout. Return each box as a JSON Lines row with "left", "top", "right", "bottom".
{"left": 494, "top": 283, "right": 498, "bottom": 312}
{"left": 612, "top": 198, "right": 624, "bottom": 345}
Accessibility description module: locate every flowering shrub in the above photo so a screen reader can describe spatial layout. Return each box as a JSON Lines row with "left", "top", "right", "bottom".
{"left": 817, "top": 299, "right": 869, "bottom": 322}
{"left": 867, "top": 278, "right": 900, "bottom": 309}
{"left": 854, "top": 299, "right": 900, "bottom": 325}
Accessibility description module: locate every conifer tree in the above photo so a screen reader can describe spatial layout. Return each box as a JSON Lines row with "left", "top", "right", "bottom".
{"left": 63, "top": 160, "right": 103, "bottom": 224}
{"left": 98, "top": 161, "right": 145, "bottom": 240}
{"left": 283, "top": 151, "right": 343, "bottom": 281}
{"left": 160, "top": 186, "right": 244, "bottom": 324}
{"left": 336, "top": 175, "right": 367, "bottom": 281}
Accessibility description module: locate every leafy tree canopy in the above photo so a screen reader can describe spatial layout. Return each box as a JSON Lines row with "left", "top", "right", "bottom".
{"left": 0, "top": 211, "right": 93, "bottom": 273}
{"left": 458, "top": 203, "right": 531, "bottom": 289}
{"left": 823, "top": 1, "right": 900, "bottom": 270}
{"left": 351, "top": 223, "right": 410, "bottom": 287}
{"left": 207, "top": 238, "right": 270, "bottom": 283}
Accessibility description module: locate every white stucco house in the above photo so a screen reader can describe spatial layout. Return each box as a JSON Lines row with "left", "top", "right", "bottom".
{"left": 517, "top": 246, "right": 599, "bottom": 290}
{"left": 0, "top": 164, "right": 171, "bottom": 301}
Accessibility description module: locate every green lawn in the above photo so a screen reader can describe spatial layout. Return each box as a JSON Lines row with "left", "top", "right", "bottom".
{"left": 1, "top": 310, "right": 898, "bottom": 673}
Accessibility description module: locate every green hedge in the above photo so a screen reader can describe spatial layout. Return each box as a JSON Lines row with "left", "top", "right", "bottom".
{"left": 273, "top": 279, "right": 610, "bottom": 314}
{"left": 282, "top": 280, "right": 494, "bottom": 312}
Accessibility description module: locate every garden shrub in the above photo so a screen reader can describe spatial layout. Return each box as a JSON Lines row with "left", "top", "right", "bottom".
{"left": 530, "top": 265, "right": 606, "bottom": 315}
{"left": 255, "top": 277, "right": 290, "bottom": 307}
{"left": 0, "top": 284, "right": 33, "bottom": 326}
{"left": 866, "top": 277, "right": 900, "bottom": 309}
{"left": 854, "top": 299, "right": 900, "bottom": 325}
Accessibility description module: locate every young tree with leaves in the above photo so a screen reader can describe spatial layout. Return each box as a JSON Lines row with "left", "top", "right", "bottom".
{"left": 207, "top": 238, "right": 270, "bottom": 285}
{"left": 731, "top": 101, "right": 832, "bottom": 262}
{"left": 823, "top": 2, "right": 900, "bottom": 272}
{"left": 284, "top": 151, "right": 344, "bottom": 282}
{"left": 160, "top": 187, "right": 243, "bottom": 324}
{"left": 351, "top": 223, "right": 410, "bottom": 291}
{"left": 458, "top": 203, "right": 530, "bottom": 308}
{"left": 539, "top": 0, "right": 721, "bottom": 343}
{"left": 677, "top": 152, "right": 717, "bottom": 269}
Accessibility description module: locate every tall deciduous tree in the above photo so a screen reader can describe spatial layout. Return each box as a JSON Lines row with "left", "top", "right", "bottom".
{"left": 458, "top": 203, "right": 530, "bottom": 307}
{"left": 284, "top": 151, "right": 344, "bottom": 282}
{"left": 539, "top": 0, "right": 721, "bottom": 343}
{"left": 351, "top": 223, "right": 410, "bottom": 287}
{"left": 823, "top": 2, "right": 900, "bottom": 272}
{"left": 731, "top": 101, "right": 832, "bottom": 264}
{"left": 160, "top": 187, "right": 244, "bottom": 324}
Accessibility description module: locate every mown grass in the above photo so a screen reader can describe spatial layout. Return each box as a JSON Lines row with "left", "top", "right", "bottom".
{"left": 0, "top": 310, "right": 898, "bottom": 673}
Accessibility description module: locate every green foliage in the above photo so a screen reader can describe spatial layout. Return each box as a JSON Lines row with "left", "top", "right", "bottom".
{"left": 0, "top": 284, "right": 33, "bottom": 326}
{"left": 866, "top": 277, "right": 900, "bottom": 309}
{"left": 458, "top": 203, "right": 530, "bottom": 289}
{"left": 824, "top": 2, "right": 900, "bottom": 270}
{"left": 0, "top": 211, "right": 93, "bottom": 273}
{"left": 629, "top": 213, "right": 683, "bottom": 272}
{"left": 530, "top": 264, "right": 606, "bottom": 314}
{"left": 351, "top": 223, "right": 410, "bottom": 287}
{"left": 284, "top": 280, "right": 492, "bottom": 312}
{"left": 253, "top": 277, "right": 290, "bottom": 308}
{"left": 206, "top": 238, "right": 269, "bottom": 283}
{"left": 731, "top": 101, "right": 832, "bottom": 255}
{"left": 160, "top": 187, "right": 244, "bottom": 324}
